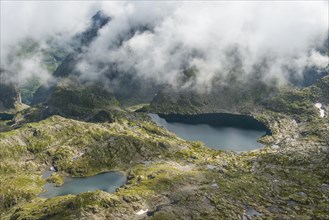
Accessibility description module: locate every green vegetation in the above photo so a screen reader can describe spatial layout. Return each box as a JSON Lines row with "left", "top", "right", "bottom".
{"left": 19, "top": 76, "right": 41, "bottom": 104}
{"left": 264, "top": 88, "right": 318, "bottom": 121}
{"left": 0, "top": 113, "right": 191, "bottom": 218}
{"left": 46, "top": 77, "right": 121, "bottom": 120}
{"left": 47, "top": 173, "right": 64, "bottom": 187}
{"left": 0, "top": 76, "right": 328, "bottom": 219}
{"left": 9, "top": 37, "right": 68, "bottom": 73}
{"left": 141, "top": 76, "right": 278, "bottom": 115}
{"left": 5, "top": 37, "right": 70, "bottom": 106}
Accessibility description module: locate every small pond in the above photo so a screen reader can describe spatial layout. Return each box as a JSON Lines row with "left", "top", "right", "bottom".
{"left": 40, "top": 171, "right": 126, "bottom": 198}
{"left": 0, "top": 113, "right": 14, "bottom": 121}
{"left": 149, "top": 113, "right": 271, "bottom": 151}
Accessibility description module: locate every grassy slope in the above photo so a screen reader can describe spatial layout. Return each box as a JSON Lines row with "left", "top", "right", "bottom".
{"left": 0, "top": 77, "right": 329, "bottom": 219}
{"left": 0, "top": 114, "right": 189, "bottom": 217}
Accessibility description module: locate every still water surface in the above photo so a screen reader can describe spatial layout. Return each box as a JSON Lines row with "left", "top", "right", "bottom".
{"left": 149, "top": 113, "right": 269, "bottom": 151}
{"left": 40, "top": 172, "right": 126, "bottom": 198}
{"left": 41, "top": 113, "right": 269, "bottom": 198}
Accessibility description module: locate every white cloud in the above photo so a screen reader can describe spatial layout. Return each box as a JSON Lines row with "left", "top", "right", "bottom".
{"left": 78, "top": 1, "right": 328, "bottom": 89}
{"left": 1, "top": 1, "right": 328, "bottom": 89}
{"left": 0, "top": 1, "right": 97, "bottom": 83}
{"left": 309, "top": 50, "right": 329, "bottom": 69}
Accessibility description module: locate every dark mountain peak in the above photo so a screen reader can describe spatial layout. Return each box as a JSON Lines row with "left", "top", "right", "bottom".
{"left": 69, "top": 10, "right": 111, "bottom": 51}
{"left": 50, "top": 11, "right": 110, "bottom": 78}
{"left": 91, "top": 10, "right": 110, "bottom": 28}
{"left": 32, "top": 11, "right": 112, "bottom": 104}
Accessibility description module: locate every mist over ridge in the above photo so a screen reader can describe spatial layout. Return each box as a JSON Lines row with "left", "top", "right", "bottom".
{"left": 1, "top": 1, "right": 328, "bottom": 92}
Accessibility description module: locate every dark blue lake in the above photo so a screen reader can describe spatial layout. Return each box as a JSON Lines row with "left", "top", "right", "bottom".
{"left": 149, "top": 113, "right": 270, "bottom": 151}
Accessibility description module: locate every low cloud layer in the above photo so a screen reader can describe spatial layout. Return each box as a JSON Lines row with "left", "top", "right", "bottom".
{"left": 1, "top": 1, "right": 328, "bottom": 89}
{"left": 1, "top": 1, "right": 95, "bottom": 84}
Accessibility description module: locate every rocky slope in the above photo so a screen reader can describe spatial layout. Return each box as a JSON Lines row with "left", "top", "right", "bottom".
{"left": 0, "top": 76, "right": 328, "bottom": 219}
{"left": 141, "top": 75, "right": 279, "bottom": 115}
{"left": 43, "top": 76, "right": 121, "bottom": 120}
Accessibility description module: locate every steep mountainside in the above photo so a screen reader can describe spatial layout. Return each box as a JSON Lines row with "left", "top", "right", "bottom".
{"left": 43, "top": 77, "right": 121, "bottom": 120}
{"left": 141, "top": 79, "right": 278, "bottom": 115}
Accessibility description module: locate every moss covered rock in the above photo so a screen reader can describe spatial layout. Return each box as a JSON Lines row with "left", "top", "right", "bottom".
{"left": 47, "top": 173, "right": 64, "bottom": 187}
